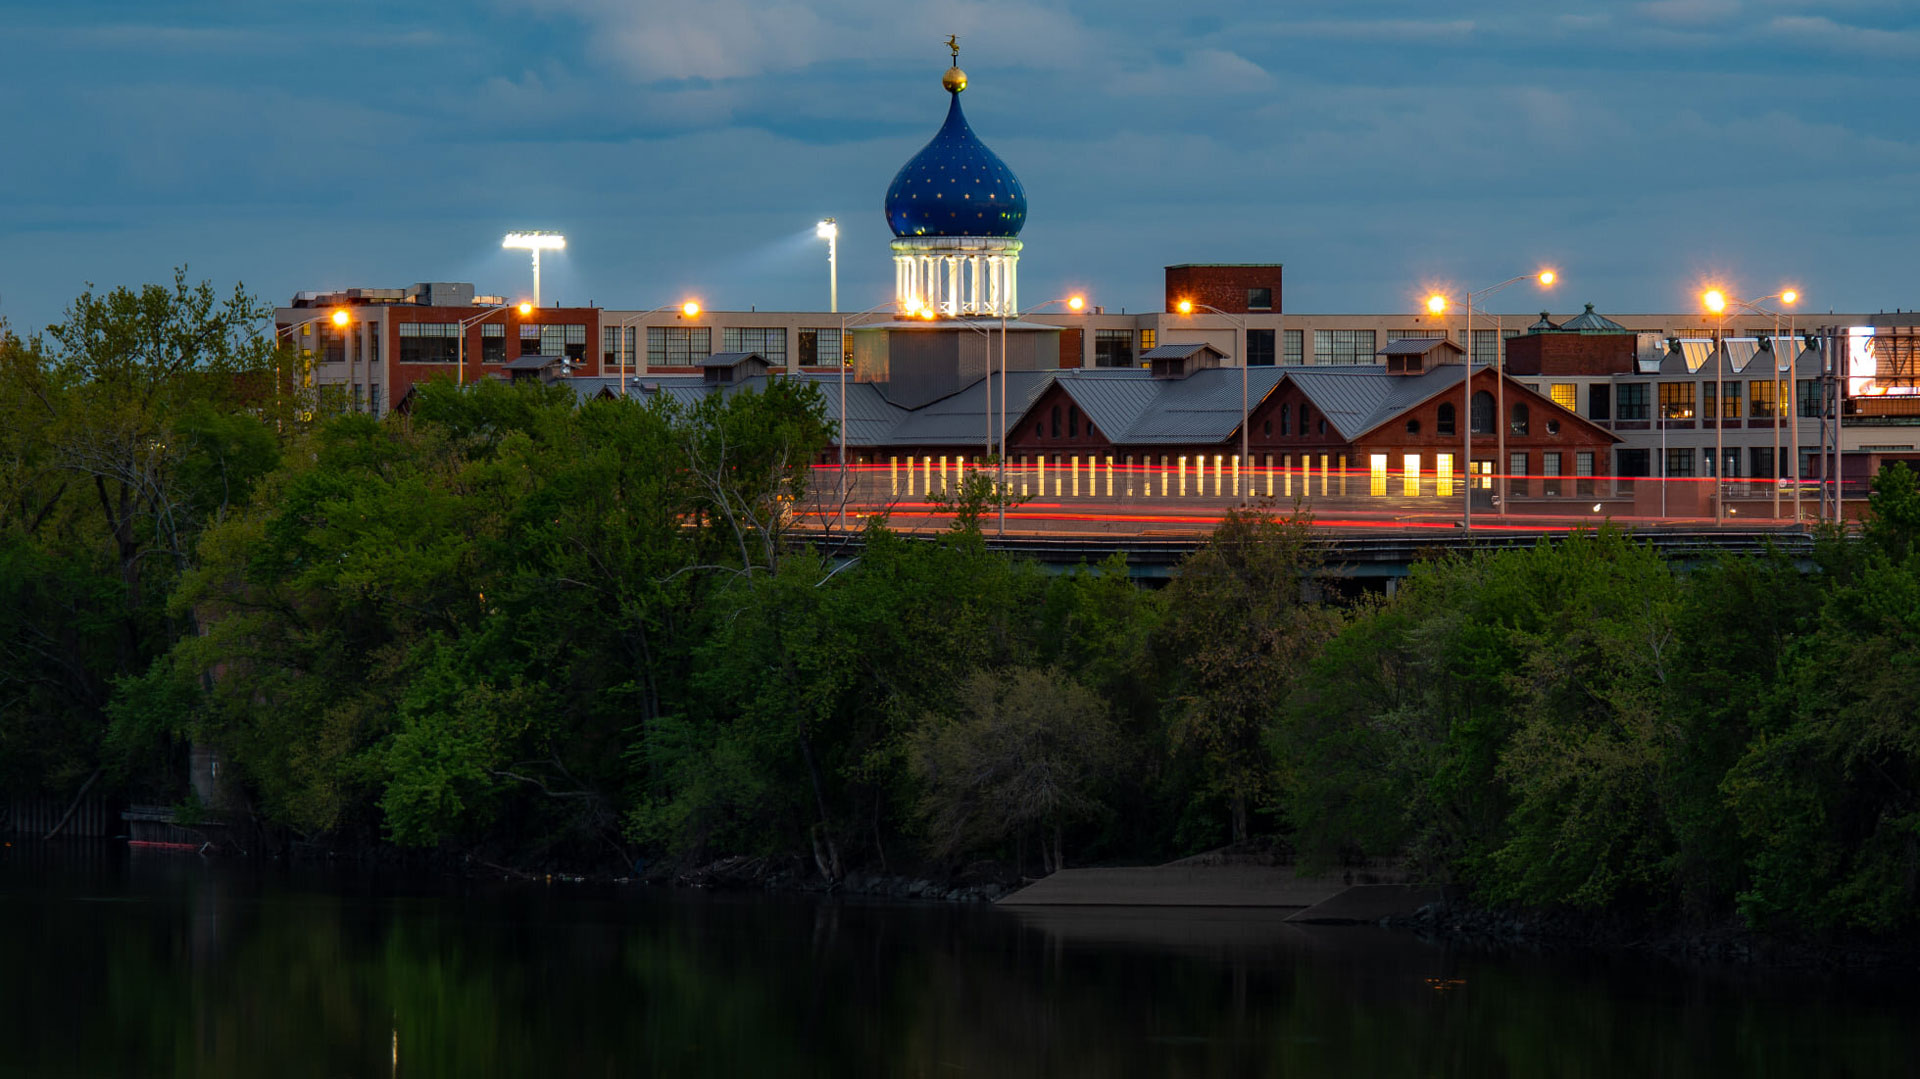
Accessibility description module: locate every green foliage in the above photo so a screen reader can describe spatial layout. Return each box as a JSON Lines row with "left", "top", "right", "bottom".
{"left": 1159, "top": 507, "right": 1332, "bottom": 843}
{"left": 908, "top": 666, "right": 1119, "bottom": 870}
{"left": 14, "top": 271, "right": 1920, "bottom": 941}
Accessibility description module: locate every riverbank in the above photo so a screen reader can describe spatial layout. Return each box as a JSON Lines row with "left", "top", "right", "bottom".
{"left": 1385, "top": 898, "right": 1920, "bottom": 973}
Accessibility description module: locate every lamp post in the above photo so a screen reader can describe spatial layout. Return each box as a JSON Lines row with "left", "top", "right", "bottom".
{"left": 993, "top": 296, "right": 1084, "bottom": 533}
{"left": 456, "top": 301, "right": 533, "bottom": 387}
{"left": 1425, "top": 270, "right": 1556, "bottom": 532}
{"left": 502, "top": 231, "right": 566, "bottom": 307}
{"left": 816, "top": 219, "right": 839, "bottom": 314}
{"left": 610, "top": 301, "right": 701, "bottom": 398}
{"left": 1176, "top": 299, "right": 1251, "bottom": 506}
{"left": 1702, "top": 288, "right": 1796, "bottom": 523}
{"left": 837, "top": 301, "right": 899, "bottom": 532}
{"left": 272, "top": 307, "right": 352, "bottom": 422}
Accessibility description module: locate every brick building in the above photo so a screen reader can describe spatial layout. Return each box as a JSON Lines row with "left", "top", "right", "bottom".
{"left": 274, "top": 282, "right": 602, "bottom": 415}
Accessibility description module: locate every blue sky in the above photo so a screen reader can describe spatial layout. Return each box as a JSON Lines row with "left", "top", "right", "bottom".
{"left": 3, "top": 0, "right": 1916, "bottom": 333}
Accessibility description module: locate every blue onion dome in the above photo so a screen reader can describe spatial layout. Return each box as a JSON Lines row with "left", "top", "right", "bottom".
{"left": 884, "top": 70, "right": 1027, "bottom": 238}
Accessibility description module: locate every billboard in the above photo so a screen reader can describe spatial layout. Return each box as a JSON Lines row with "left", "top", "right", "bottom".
{"left": 1846, "top": 326, "right": 1893, "bottom": 396}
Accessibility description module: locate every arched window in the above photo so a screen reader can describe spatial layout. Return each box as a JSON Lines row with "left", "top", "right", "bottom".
{"left": 1263, "top": 419, "right": 1273, "bottom": 437}
{"left": 1471, "top": 391, "right": 1495, "bottom": 434}
{"left": 1050, "top": 406, "right": 1061, "bottom": 438}
{"left": 1510, "top": 402, "right": 1530, "bottom": 436}
{"left": 1068, "top": 405, "right": 1080, "bottom": 438}
{"left": 1298, "top": 403, "right": 1310, "bottom": 435}
{"left": 1280, "top": 404, "right": 1291, "bottom": 435}
{"left": 1437, "top": 402, "right": 1456, "bottom": 436}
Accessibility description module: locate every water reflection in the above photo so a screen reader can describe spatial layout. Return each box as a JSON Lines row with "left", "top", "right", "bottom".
{"left": 0, "top": 843, "right": 1909, "bottom": 1077}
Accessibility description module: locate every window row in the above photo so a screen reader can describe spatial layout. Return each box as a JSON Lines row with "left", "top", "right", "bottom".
{"left": 1590, "top": 380, "right": 1825, "bottom": 421}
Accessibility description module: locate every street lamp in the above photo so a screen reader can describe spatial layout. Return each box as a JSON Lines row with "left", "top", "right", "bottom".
{"left": 456, "top": 300, "right": 534, "bottom": 386}
{"left": 816, "top": 219, "right": 839, "bottom": 314}
{"left": 1702, "top": 287, "right": 1799, "bottom": 522}
{"left": 272, "top": 307, "right": 352, "bottom": 421}
{"left": 1176, "top": 299, "right": 1253, "bottom": 506}
{"left": 608, "top": 301, "right": 701, "bottom": 398}
{"left": 1425, "top": 270, "right": 1556, "bottom": 531}
{"left": 1702, "top": 287, "right": 1798, "bottom": 523}
{"left": 502, "top": 231, "right": 566, "bottom": 308}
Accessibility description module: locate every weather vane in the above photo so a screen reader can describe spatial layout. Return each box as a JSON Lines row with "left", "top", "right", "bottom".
{"left": 945, "top": 34, "right": 959, "bottom": 61}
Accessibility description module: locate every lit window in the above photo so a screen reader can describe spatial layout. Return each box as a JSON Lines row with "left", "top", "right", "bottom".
{"left": 1550, "top": 384, "right": 1576, "bottom": 411}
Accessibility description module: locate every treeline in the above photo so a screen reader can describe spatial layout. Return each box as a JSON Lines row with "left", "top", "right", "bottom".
{"left": 5, "top": 275, "right": 1920, "bottom": 937}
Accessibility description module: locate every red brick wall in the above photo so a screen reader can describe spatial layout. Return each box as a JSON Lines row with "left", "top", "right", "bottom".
{"left": 1164, "top": 265, "right": 1284, "bottom": 315}
{"left": 383, "top": 305, "right": 602, "bottom": 405}
{"left": 1058, "top": 327, "right": 1083, "bottom": 369}
{"left": 1351, "top": 370, "right": 1615, "bottom": 466}
{"left": 1504, "top": 332, "right": 1634, "bottom": 377}
{"left": 1004, "top": 383, "right": 1115, "bottom": 455}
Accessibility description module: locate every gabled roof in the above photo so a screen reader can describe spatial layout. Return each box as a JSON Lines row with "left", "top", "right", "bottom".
{"left": 695, "top": 351, "right": 767, "bottom": 368}
{"left": 1140, "top": 342, "right": 1226, "bottom": 361}
{"left": 1288, "top": 365, "right": 1466, "bottom": 441}
{"left": 1118, "top": 367, "right": 1289, "bottom": 444}
{"left": 1375, "top": 337, "right": 1464, "bottom": 357}
{"left": 502, "top": 353, "right": 568, "bottom": 371}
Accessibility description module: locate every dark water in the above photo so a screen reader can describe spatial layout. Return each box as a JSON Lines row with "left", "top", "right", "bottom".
{"left": 0, "top": 843, "right": 1911, "bottom": 1078}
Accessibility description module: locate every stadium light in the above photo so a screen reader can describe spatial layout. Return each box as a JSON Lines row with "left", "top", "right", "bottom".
{"left": 502, "top": 231, "right": 566, "bottom": 307}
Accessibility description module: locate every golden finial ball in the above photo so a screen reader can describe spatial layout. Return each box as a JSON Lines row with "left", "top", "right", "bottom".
{"left": 942, "top": 66, "right": 967, "bottom": 93}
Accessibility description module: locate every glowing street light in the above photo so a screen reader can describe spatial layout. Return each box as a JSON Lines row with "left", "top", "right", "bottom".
{"left": 1698, "top": 286, "right": 1801, "bottom": 523}
{"left": 1176, "top": 298, "right": 1255, "bottom": 506}
{"left": 456, "top": 301, "right": 532, "bottom": 386}
{"left": 1425, "top": 270, "right": 1557, "bottom": 531}
{"left": 816, "top": 218, "right": 839, "bottom": 313}
{"left": 272, "top": 307, "right": 354, "bottom": 421}
{"left": 608, "top": 300, "right": 703, "bottom": 397}
{"left": 502, "top": 231, "right": 566, "bottom": 307}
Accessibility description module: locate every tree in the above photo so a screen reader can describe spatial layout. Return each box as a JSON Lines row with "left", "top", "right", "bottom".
{"left": 1158, "top": 507, "right": 1332, "bottom": 844}
{"left": 908, "top": 666, "right": 1118, "bottom": 873}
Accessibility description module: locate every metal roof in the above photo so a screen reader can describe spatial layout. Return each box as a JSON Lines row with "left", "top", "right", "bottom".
{"left": 1285, "top": 366, "right": 1465, "bottom": 442}
{"left": 1374, "top": 337, "right": 1464, "bottom": 356}
{"left": 695, "top": 351, "right": 767, "bottom": 368}
{"left": 1559, "top": 304, "right": 1630, "bottom": 333}
{"left": 1118, "top": 367, "right": 1288, "bottom": 444}
{"left": 1140, "top": 342, "right": 1224, "bottom": 360}
{"left": 1054, "top": 373, "right": 1163, "bottom": 441}
{"left": 502, "top": 354, "right": 567, "bottom": 371}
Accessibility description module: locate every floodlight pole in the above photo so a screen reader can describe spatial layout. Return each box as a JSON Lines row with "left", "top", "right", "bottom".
{"left": 503, "top": 231, "right": 566, "bottom": 308}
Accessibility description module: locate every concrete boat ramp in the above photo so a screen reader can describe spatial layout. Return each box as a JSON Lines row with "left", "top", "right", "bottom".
{"left": 996, "top": 863, "right": 1442, "bottom": 924}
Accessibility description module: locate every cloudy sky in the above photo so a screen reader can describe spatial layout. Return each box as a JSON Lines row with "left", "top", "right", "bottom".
{"left": 3, "top": 1, "right": 1915, "bottom": 332}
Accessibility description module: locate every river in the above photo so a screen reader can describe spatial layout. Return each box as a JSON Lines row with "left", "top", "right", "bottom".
{"left": 0, "top": 842, "right": 1909, "bottom": 1077}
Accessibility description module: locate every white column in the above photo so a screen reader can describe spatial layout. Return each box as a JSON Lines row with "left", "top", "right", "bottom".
{"left": 987, "top": 256, "right": 1001, "bottom": 315}
{"left": 1004, "top": 256, "right": 1019, "bottom": 315}
{"left": 969, "top": 255, "right": 983, "bottom": 315}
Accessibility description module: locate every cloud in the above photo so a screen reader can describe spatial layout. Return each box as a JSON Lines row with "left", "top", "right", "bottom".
{"left": 1765, "top": 15, "right": 1920, "bottom": 56}
{"left": 1634, "top": 0, "right": 1743, "bottom": 24}
{"left": 1257, "top": 18, "right": 1476, "bottom": 42}
{"left": 501, "top": 0, "right": 1100, "bottom": 81}
{"left": 1106, "top": 49, "right": 1275, "bottom": 98}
